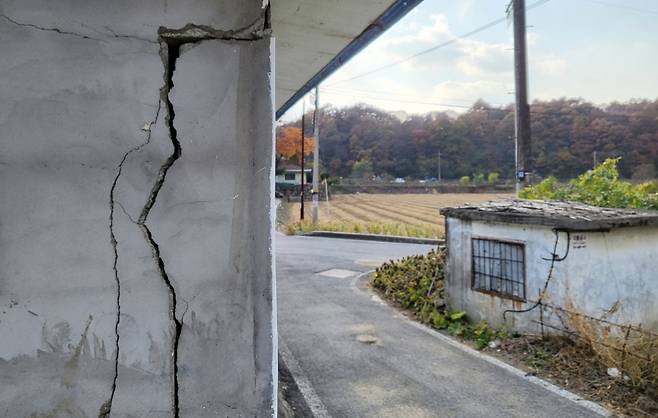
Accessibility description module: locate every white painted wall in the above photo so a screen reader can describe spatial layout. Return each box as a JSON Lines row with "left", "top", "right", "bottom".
{"left": 275, "top": 170, "right": 311, "bottom": 185}
{"left": 0, "top": 1, "right": 275, "bottom": 416}
{"left": 445, "top": 217, "right": 658, "bottom": 333}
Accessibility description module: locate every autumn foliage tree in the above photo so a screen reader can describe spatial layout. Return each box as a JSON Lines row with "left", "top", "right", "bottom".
{"left": 276, "top": 126, "right": 315, "bottom": 159}
{"left": 283, "top": 98, "right": 658, "bottom": 181}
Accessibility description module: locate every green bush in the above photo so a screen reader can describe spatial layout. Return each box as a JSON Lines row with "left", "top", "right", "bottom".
{"left": 372, "top": 249, "right": 505, "bottom": 349}
{"left": 458, "top": 176, "right": 470, "bottom": 186}
{"left": 487, "top": 172, "right": 500, "bottom": 184}
{"left": 372, "top": 249, "right": 446, "bottom": 313}
{"left": 473, "top": 173, "right": 485, "bottom": 185}
{"left": 520, "top": 158, "right": 658, "bottom": 210}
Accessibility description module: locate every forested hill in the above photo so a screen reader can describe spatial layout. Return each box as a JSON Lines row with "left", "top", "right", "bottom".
{"left": 280, "top": 98, "right": 658, "bottom": 181}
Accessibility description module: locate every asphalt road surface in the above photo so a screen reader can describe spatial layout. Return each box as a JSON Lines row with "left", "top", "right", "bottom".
{"left": 276, "top": 234, "right": 604, "bottom": 418}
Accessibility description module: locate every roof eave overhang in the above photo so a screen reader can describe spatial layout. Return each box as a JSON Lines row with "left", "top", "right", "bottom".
{"left": 275, "top": 0, "right": 424, "bottom": 120}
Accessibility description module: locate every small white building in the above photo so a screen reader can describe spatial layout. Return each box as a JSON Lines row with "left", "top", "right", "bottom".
{"left": 441, "top": 200, "right": 658, "bottom": 333}
{"left": 275, "top": 164, "right": 312, "bottom": 185}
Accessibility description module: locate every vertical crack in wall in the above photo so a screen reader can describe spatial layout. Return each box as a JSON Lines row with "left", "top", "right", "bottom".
{"left": 101, "top": 104, "right": 163, "bottom": 417}
{"left": 143, "top": 22, "right": 267, "bottom": 417}
{"left": 100, "top": 18, "right": 268, "bottom": 417}
{"left": 101, "top": 101, "right": 162, "bottom": 418}
{"left": 136, "top": 38, "right": 183, "bottom": 417}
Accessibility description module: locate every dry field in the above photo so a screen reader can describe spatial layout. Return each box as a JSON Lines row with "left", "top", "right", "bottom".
{"left": 281, "top": 193, "right": 513, "bottom": 238}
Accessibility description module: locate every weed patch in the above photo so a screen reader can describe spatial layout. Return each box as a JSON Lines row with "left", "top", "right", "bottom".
{"left": 371, "top": 249, "right": 505, "bottom": 350}
{"left": 496, "top": 335, "right": 658, "bottom": 417}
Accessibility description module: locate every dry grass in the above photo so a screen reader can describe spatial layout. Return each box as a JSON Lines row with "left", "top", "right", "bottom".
{"left": 281, "top": 193, "right": 512, "bottom": 238}
{"left": 495, "top": 335, "right": 658, "bottom": 417}
{"left": 492, "top": 295, "right": 658, "bottom": 416}
{"left": 561, "top": 299, "right": 658, "bottom": 388}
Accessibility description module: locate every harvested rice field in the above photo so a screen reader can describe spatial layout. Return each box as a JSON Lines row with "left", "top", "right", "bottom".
{"left": 280, "top": 193, "right": 513, "bottom": 239}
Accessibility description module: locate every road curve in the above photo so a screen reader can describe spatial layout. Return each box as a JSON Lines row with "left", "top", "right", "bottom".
{"left": 276, "top": 234, "right": 603, "bottom": 418}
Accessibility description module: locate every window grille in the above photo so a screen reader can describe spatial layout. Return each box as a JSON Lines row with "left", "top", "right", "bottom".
{"left": 472, "top": 238, "right": 525, "bottom": 300}
{"left": 284, "top": 173, "right": 295, "bottom": 180}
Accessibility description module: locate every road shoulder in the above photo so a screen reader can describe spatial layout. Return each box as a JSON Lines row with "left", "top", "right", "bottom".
{"left": 353, "top": 271, "right": 612, "bottom": 417}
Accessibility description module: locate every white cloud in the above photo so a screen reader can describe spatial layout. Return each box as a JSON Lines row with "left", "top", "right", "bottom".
{"left": 376, "top": 13, "right": 452, "bottom": 47}
{"left": 455, "top": 39, "right": 512, "bottom": 76}
{"left": 321, "top": 78, "right": 442, "bottom": 115}
{"left": 527, "top": 32, "right": 540, "bottom": 47}
{"left": 532, "top": 54, "right": 567, "bottom": 76}
{"left": 455, "top": 0, "right": 476, "bottom": 21}
{"left": 432, "top": 80, "right": 509, "bottom": 102}
{"left": 417, "top": 14, "right": 451, "bottom": 42}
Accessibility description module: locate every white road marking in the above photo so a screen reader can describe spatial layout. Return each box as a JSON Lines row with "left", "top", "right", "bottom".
{"left": 279, "top": 339, "right": 333, "bottom": 418}
{"left": 350, "top": 271, "right": 611, "bottom": 417}
{"left": 317, "top": 268, "right": 360, "bottom": 279}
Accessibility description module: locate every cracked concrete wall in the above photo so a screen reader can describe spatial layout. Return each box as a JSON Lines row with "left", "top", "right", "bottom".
{"left": 0, "top": 1, "right": 275, "bottom": 417}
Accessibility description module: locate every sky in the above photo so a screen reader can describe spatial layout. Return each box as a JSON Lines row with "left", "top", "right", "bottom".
{"left": 279, "top": 0, "right": 658, "bottom": 121}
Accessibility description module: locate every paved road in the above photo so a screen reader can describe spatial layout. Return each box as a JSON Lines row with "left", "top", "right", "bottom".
{"left": 277, "top": 234, "right": 603, "bottom": 418}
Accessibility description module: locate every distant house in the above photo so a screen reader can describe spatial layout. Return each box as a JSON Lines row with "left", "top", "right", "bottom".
{"left": 441, "top": 199, "right": 658, "bottom": 334}
{"left": 275, "top": 163, "right": 312, "bottom": 186}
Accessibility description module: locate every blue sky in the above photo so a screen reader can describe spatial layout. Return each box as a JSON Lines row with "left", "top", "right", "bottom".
{"left": 280, "top": 0, "right": 658, "bottom": 120}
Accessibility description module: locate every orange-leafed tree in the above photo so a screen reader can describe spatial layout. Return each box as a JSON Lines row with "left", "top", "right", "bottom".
{"left": 276, "top": 126, "right": 315, "bottom": 159}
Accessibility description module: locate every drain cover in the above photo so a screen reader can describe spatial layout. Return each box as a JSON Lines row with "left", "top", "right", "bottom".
{"left": 317, "top": 269, "right": 360, "bottom": 279}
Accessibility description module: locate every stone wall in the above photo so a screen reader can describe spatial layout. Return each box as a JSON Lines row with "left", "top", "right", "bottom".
{"left": 0, "top": 1, "right": 275, "bottom": 416}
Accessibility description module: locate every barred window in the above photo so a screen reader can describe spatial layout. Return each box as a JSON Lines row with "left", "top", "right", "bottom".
{"left": 472, "top": 238, "right": 525, "bottom": 300}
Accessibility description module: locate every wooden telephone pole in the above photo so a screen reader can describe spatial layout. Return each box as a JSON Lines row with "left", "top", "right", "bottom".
{"left": 312, "top": 87, "right": 320, "bottom": 225}
{"left": 512, "top": 0, "right": 532, "bottom": 194}
{"left": 300, "top": 100, "right": 305, "bottom": 220}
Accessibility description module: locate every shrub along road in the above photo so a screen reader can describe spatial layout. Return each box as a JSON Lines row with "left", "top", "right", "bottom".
{"left": 277, "top": 234, "right": 603, "bottom": 418}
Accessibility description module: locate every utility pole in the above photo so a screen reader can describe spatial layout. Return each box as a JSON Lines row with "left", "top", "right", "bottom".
{"left": 437, "top": 150, "right": 442, "bottom": 183}
{"left": 300, "top": 100, "right": 305, "bottom": 220}
{"left": 512, "top": 0, "right": 532, "bottom": 194}
{"left": 312, "top": 87, "right": 320, "bottom": 225}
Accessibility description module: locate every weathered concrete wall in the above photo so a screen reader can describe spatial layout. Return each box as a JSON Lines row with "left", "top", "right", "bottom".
{"left": 445, "top": 217, "right": 658, "bottom": 333}
{"left": 0, "top": 1, "right": 275, "bottom": 417}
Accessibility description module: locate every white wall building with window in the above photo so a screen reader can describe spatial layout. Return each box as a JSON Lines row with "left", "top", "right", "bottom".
{"left": 275, "top": 165, "right": 312, "bottom": 185}
{"left": 441, "top": 200, "right": 658, "bottom": 334}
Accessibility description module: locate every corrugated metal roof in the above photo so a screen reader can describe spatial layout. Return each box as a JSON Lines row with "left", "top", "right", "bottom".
{"left": 272, "top": 0, "right": 423, "bottom": 118}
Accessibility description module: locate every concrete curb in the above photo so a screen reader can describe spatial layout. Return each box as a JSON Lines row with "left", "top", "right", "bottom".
{"left": 303, "top": 231, "right": 444, "bottom": 246}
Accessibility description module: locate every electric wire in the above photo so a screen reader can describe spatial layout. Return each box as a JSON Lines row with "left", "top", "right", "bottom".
{"left": 319, "top": 88, "right": 522, "bottom": 115}
{"left": 320, "top": 90, "right": 474, "bottom": 109}
{"left": 321, "top": 86, "right": 507, "bottom": 107}
{"left": 322, "top": 86, "right": 501, "bottom": 104}
{"left": 326, "top": 0, "right": 552, "bottom": 86}
{"left": 503, "top": 229, "right": 570, "bottom": 321}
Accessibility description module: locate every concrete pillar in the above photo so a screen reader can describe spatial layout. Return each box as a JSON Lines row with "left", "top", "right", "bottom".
{"left": 0, "top": 1, "right": 275, "bottom": 416}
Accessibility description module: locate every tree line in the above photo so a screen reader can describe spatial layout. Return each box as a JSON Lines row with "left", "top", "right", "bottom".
{"left": 277, "top": 98, "right": 658, "bottom": 181}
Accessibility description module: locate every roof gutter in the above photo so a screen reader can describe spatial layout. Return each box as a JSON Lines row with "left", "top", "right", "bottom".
{"left": 275, "top": 0, "right": 424, "bottom": 120}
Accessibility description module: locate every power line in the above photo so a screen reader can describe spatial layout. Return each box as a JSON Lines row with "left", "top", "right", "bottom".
{"left": 321, "top": 88, "right": 487, "bottom": 104}
{"left": 319, "top": 90, "right": 474, "bottom": 109}
{"left": 321, "top": 85, "right": 506, "bottom": 106}
{"left": 317, "top": 90, "right": 567, "bottom": 115}
{"left": 325, "top": 0, "right": 551, "bottom": 86}
{"left": 578, "top": 0, "right": 658, "bottom": 15}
